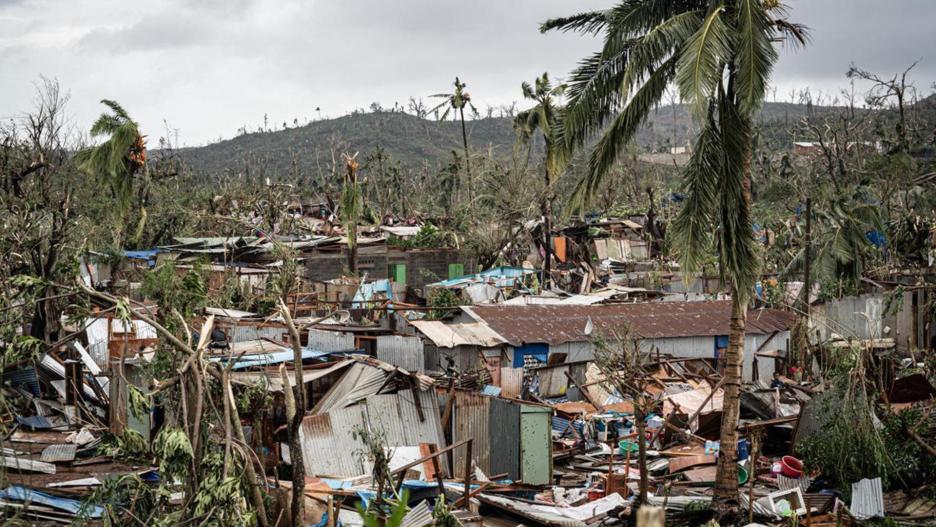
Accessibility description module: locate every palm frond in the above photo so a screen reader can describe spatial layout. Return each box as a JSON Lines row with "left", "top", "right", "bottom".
{"left": 675, "top": 5, "right": 732, "bottom": 118}
{"left": 570, "top": 55, "right": 677, "bottom": 207}
{"left": 734, "top": 0, "right": 778, "bottom": 116}
{"left": 620, "top": 9, "right": 703, "bottom": 93}
{"left": 670, "top": 107, "right": 722, "bottom": 278}
{"left": 540, "top": 10, "right": 612, "bottom": 34}
{"left": 715, "top": 91, "right": 759, "bottom": 297}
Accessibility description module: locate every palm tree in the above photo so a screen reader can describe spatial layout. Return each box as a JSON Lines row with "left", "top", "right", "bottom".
{"left": 514, "top": 73, "right": 567, "bottom": 289}
{"left": 430, "top": 77, "right": 477, "bottom": 204}
{"left": 543, "top": 1, "right": 806, "bottom": 513}
{"left": 76, "top": 99, "right": 146, "bottom": 208}
{"left": 341, "top": 153, "right": 363, "bottom": 275}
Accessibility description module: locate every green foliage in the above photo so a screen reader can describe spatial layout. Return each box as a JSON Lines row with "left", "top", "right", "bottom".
{"left": 357, "top": 490, "right": 409, "bottom": 527}
{"left": 152, "top": 427, "right": 194, "bottom": 484}
{"left": 75, "top": 99, "right": 145, "bottom": 209}
{"left": 98, "top": 429, "right": 150, "bottom": 463}
{"left": 141, "top": 263, "right": 208, "bottom": 319}
{"left": 426, "top": 288, "right": 464, "bottom": 320}
{"left": 387, "top": 223, "right": 454, "bottom": 250}
{"left": 432, "top": 495, "right": 459, "bottom": 527}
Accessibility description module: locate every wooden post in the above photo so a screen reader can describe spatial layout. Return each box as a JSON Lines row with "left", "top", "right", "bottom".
{"left": 748, "top": 430, "right": 761, "bottom": 525}
{"left": 636, "top": 506, "right": 664, "bottom": 527}
{"left": 623, "top": 447, "right": 631, "bottom": 500}
{"left": 326, "top": 495, "right": 335, "bottom": 527}
{"left": 462, "top": 439, "right": 473, "bottom": 510}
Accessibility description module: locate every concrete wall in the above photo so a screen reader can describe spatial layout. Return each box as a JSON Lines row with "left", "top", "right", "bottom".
{"left": 539, "top": 332, "right": 788, "bottom": 382}
{"left": 303, "top": 246, "right": 473, "bottom": 290}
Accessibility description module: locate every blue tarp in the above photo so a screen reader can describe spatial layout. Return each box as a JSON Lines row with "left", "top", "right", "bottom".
{"left": 428, "top": 266, "right": 534, "bottom": 289}
{"left": 866, "top": 230, "right": 886, "bottom": 247}
{"left": 123, "top": 249, "right": 161, "bottom": 268}
{"left": 352, "top": 279, "right": 393, "bottom": 308}
{"left": 0, "top": 486, "right": 104, "bottom": 518}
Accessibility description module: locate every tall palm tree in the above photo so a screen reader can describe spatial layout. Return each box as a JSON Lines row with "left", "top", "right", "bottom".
{"left": 514, "top": 73, "right": 567, "bottom": 289}
{"left": 341, "top": 153, "right": 363, "bottom": 275}
{"left": 543, "top": 1, "right": 806, "bottom": 513}
{"left": 430, "top": 77, "right": 477, "bottom": 204}
{"left": 76, "top": 99, "right": 146, "bottom": 208}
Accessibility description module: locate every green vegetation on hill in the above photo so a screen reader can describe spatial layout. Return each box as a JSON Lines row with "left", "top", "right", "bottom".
{"left": 177, "top": 102, "right": 827, "bottom": 177}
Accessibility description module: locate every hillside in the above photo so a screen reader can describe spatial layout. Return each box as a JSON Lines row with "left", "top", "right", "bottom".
{"left": 176, "top": 101, "right": 847, "bottom": 177}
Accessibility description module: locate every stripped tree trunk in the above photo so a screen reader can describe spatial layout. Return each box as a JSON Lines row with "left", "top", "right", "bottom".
{"left": 542, "top": 166, "right": 552, "bottom": 290}
{"left": 713, "top": 289, "right": 746, "bottom": 513}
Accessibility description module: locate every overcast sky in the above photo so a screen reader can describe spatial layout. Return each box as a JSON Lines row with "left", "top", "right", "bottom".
{"left": 1, "top": 0, "right": 934, "bottom": 146}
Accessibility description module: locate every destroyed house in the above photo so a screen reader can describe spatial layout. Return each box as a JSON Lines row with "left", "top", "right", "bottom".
{"left": 453, "top": 301, "right": 795, "bottom": 382}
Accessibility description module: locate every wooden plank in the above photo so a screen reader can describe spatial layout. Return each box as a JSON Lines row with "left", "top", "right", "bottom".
{"left": 668, "top": 454, "right": 716, "bottom": 474}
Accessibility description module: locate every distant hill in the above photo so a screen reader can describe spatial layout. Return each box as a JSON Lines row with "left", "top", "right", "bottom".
{"left": 175, "top": 101, "right": 860, "bottom": 177}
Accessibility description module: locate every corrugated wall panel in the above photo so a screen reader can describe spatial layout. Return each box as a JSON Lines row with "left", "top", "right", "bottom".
{"left": 376, "top": 335, "right": 425, "bottom": 372}
{"left": 451, "top": 392, "right": 491, "bottom": 476}
{"left": 499, "top": 367, "right": 524, "bottom": 398}
{"left": 489, "top": 398, "right": 521, "bottom": 480}
{"left": 307, "top": 329, "right": 356, "bottom": 351}
{"left": 300, "top": 405, "right": 368, "bottom": 478}
{"left": 537, "top": 366, "right": 569, "bottom": 398}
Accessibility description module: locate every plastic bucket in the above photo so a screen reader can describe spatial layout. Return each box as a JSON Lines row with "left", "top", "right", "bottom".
{"left": 738, "top": 465, "right": 749, "bottom": 485}
{"left": 780, "top": 456, "right": 803, "bottom": 478}
{"left": 618, "top": 440, "right": 639, "bottom": 456}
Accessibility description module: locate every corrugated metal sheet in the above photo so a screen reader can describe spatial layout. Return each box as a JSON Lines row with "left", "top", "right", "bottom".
{"left": 489, "top": 397, "right": 521, "bottom": 480}
{"left": 499, "top": 367, "right": 524, "bottom": 398}
{"left": 850, "top": 477, "right": 884, "bottom": 519}
{"left": 307, "top": 329, "right": 356, "bottom": 351}
{"left": 301, "top": 390, "right": 447, "bottom": 478}
{"left": 451, "top": 391, "right": 491, "bottom": 475}
{"left": 86, "top": 318, "right": 110, "bottom": 367}
{"left": 469, "top": 301, "right": 795, "bottom": 345}
{"left": 410, "top": 320, "right": 506, "bottom": 348}
{"left": 300, "top": 405, "right": 369, "bottom": 477}
{"left": 365, "top": 390, "right": 446, "bottom": 455}
{"left": 312, "top": 363, "right": 387, "bottom": 414}
{"left": 229, "top": 325, "right": 288, "bottom": 344}
{"left": 376, "top": 335, "right": 425, "bottom": 372}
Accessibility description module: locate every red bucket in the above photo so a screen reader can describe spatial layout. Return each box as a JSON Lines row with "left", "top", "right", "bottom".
{"left": 780, "top": 455, "right": 803, "bottom": 478}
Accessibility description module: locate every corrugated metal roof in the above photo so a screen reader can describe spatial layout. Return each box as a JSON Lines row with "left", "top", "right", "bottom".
{"left": 376, "top": 335, "right": 425, "bottom": 372}
{"left": 301, "top": 390, "right": 447, "bottom": 478}
{"left": 300, "top": 405, "right": 369, "bottom": 477}
{"left": 410, "top": 320, "right": 506, "bottom": 348}
{"left": 311, "top": 363, "right": 388, "bottom": 414}
{"left": 451, "top": 391, "right": 492, "bottom": 476}
{"left": 232, "top": 360, "right": 352, "bottom": 392}
{"left": 468, "top": 301, "right": 794, "bottom": 345}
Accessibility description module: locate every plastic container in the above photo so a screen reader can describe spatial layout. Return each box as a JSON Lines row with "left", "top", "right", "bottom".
{"left": 737, "top": 439, "right": 750, "bottom": 461}
{"left": 737, "top": 465, "right": 749, "bottom": 485}
{"left": 618, "top": 440, "right": 639, "bottom": 455}
{"left": 780, "top": 455, "right": 804, "bottom": 478}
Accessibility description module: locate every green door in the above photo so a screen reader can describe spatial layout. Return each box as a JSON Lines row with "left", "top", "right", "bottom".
{"left": 520, "top": 405, "right": 552, "bottom": 485}
{"left": 388, "top": 263, "right": 406, "bottom": 285}
{"left": 448, "top": 263, "right": 464, "bottom": 280}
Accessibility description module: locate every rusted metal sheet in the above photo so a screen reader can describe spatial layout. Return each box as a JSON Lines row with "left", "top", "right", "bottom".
{"left": 451, "top": 391, "right": 491, "bottom": 476}
{"left": 40, "top": 444, "right": 77, "bottom": 463}
{"left": 499, "top": 367, "right": 524, "bottom": 398}
{"left": 366, "top": 390, "right": 447, "bottom": 457}
{"left": 300, "top": 405, "right": 369, "bottom": 477}
{"left": 376, "top": 335, "right": 425, "bottom": 372}
{"left": 469, "top": 301, "right": 795, "bottom": 345}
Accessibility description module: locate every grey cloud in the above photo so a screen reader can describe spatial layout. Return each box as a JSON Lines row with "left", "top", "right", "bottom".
{"left": 1, "top": 0, "right": 934, "bottom": 145}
